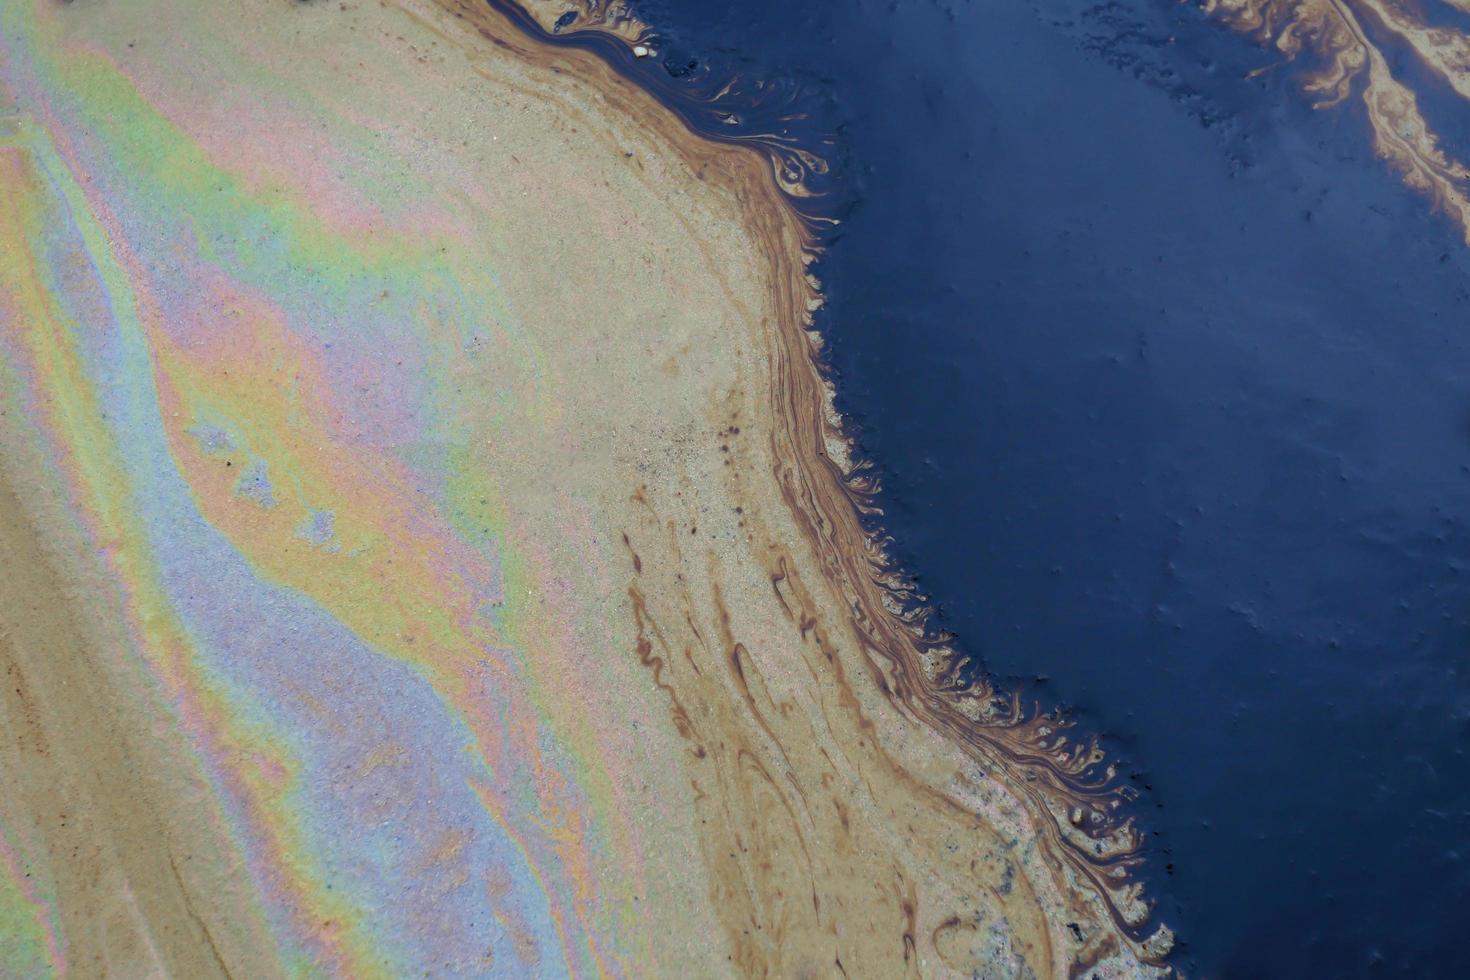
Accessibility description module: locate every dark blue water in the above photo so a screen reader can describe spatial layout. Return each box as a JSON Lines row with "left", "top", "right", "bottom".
{"left": 601, "top": 0, "right": 1470, "bottom": 973}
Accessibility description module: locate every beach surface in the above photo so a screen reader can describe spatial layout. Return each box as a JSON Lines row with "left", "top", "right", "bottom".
{"left": 0, "top": 0, "right": 1166, "bottom": 975}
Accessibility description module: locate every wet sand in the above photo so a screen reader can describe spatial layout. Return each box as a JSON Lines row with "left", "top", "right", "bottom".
{"left": 0, "top": 0, "right": 1166, "bottom": 975}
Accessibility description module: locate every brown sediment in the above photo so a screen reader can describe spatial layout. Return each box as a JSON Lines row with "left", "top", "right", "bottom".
{"left": 1203, "top": 0, "right": 1470, "bottom": 242}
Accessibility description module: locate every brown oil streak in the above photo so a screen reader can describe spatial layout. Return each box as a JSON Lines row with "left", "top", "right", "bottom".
{"left": 1204, "top": 0, "right": 1470, "bottom": 243}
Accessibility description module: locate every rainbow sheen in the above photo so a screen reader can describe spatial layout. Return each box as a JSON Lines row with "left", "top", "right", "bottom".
{"left": 0, "top": 2, "right": 658, "bottom": 974}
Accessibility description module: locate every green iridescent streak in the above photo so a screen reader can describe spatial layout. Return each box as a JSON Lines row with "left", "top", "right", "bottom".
{"left": 15, "top": 13, "right": 529, "bottom": 365}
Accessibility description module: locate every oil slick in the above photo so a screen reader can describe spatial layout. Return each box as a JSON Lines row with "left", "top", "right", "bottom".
{"left": 1204, "top": 0, "right": 1470, "bottom": 242}
{"left": 1, "top": 0, "right": 1168, "bottom": 975}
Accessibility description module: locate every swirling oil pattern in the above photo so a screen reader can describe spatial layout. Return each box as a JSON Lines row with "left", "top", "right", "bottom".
{"left": 0, "top": 0, "right": 1173, "bottom": 978}
{"left": 641, "top": 0, "right": 1470, "bottom": 974}
{"left": 1204, "top": 0, "right": 1470, "bottom": 241}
